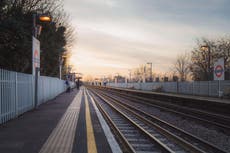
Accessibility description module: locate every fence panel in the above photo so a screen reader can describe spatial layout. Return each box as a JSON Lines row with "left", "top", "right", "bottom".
{"left": 209, "top": 81, "right": 218, "bottom": 97}
{"left": 179, "top": 82, "right": 193, "bottom": 95}
{"left": 0, "top": 69, "right": 16, "bottom": 123}
{"left": 0, "top": 68, "right": 71, "bottom": 124}
{"left": 141, "top": 83, "right": 153, "bottom": 91}
{"left": 108, "top": 80, "right": 229, "bottom": 98}
{"left": 37, "top": 76, "right": 66, "bottom": 105}
{"left": 220, "top": 80, "right": 230, "bottom": 97}
{"left": 162, "top": 82, "right": 177, "bottom": 93}
{"left": 17, "top": 72, "right": 34, "bottom": 115}
{"left": 199, "top": 81, "right": 209, "bottom": 96}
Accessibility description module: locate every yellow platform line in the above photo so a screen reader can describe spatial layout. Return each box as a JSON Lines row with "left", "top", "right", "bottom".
{"left": 84, "top": 89, "right": 98, "bottom": 153}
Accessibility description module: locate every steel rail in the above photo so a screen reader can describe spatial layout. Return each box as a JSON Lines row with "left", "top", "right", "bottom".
{"left": 99, "top": 87, "right": 230, "bottom": 131}
{"left": 87, "top": 89, "right": 174, "bottom": 153}
{"left": 90, "top": 89, "right": 204, "bottom": 153}
{"left": 86, "top": 91, "right": 135, "bottom": 153}
{"left": 89, "top": 87, "right": 228, "bottom": 153}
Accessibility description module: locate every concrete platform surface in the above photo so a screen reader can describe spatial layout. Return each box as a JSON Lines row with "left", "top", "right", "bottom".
{"left": 0, "top": 87, "right": 120, "bottom": 153}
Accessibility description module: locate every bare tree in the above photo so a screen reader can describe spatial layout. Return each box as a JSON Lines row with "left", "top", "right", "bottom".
{"left": 132, "top": 65, "right": 146, "bottom": 82}
{"left": 174, "top": 52, "right": 191, "bottom": 81}
{"left": 190, "top": 37, "right": 230, "bottom": 80}
{"left": 215, "top": 38, "right": 230, "bottom": 80}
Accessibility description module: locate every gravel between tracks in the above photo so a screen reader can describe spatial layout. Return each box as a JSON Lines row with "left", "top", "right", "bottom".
{"left": 109, "top": 93, "right": 230, "bottom": 152}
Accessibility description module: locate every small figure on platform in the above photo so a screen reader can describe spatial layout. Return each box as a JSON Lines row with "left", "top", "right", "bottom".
{"left": 65, "top": 80, "right": 70, "bottom": 93}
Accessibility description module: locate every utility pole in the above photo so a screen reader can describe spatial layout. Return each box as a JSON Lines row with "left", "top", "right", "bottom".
{"left": 32, "top": 13, "right": 51, "bottom": 108}
{"left": 128, "top": 69, "right": 132, "bottom": 83}
{"left": 147, "top": 62, "right": 152, "bottom": 82}
{"left": 201, "top": 45, "right": 211, "bottom": 81}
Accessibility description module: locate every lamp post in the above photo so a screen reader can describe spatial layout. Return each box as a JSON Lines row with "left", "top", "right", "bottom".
{"left": 59, "top": 56, "right": 64, "bottom": 79}
{"left": 33, "top": 13, "right": 51, "bottom": 38}
{"left": 75, "top": 73, "right": 82, "bottom": 89}
{"left": 147, "top": 62, "right": 153, "bottom": 82}
{"left": 115, "top": 73, "right": 119, "bottom": 83}
{"left": 59, "top": 50, "right": 67, "bottom": 80}
{"left": 143, "top": 66, "right": 146, "bottom": 83}
{"left": 128, "top": 69, "right": 132, "bottom": 83}
{"left": 33, "top": 13, "right": 51, "bottom": 108}
{"left": 200, "top": 45, "right": 211, "bottom": 81}
{"left": 227, "top": 42, "right": 230, "bottom": 80}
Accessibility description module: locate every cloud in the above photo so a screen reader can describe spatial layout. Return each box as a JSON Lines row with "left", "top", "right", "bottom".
{"left": 64, "top": 0, "right": 230, "bottom": 77}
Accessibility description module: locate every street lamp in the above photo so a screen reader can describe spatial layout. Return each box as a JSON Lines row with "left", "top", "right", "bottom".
{"left": 32, "top": 12, "right": 51, "bottom": 108}
{"left": 147, "top": 62, "right": 153, "bottom": 82}
{"left": 200, "top": 45, "right": 211, "bottom": 81}
{"left": 33, "top": 13, "right": 51, "bottom": 38}
{"left": 39, "top": 15, "right": 51, "bottom": 22}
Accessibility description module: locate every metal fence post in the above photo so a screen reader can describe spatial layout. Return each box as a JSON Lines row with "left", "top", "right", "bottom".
{"left": 31, "top": 75, "right": 33, "bottom": 108}
{"left": 35, "top": 67, "right": 39, "bottom": 109}
{"left": 176, "top": 81, "right": 179, "bottom": 93}
{"left": 0, "top": 69, "right": 2, "bottom": 124}
{"left": 192, "top": 81, "right": 194, "bottom": 95}
{"left": 218, "top": 80, "right": 221, "bottom": 97}
{"left": 208, "top": 81, "right": 210, "bottom": 96}
{"left": 15, "top": 72, "right": 18, "bottom": 116}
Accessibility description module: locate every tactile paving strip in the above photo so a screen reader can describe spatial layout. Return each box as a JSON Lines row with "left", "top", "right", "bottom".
{"left": 39, "top": 89, "right": 82, "bottom": 153}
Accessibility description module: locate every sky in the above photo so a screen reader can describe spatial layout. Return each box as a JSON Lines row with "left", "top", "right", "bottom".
{"left": 63, "top": 0, "right": 230, "bottom": 78}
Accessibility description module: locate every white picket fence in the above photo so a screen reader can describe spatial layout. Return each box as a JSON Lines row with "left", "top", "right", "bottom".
{"left": 0, "top": 69, "right": 73, "bottom": 124}
{"left": 108, "top": 80, "right": 230, "bottom": 97}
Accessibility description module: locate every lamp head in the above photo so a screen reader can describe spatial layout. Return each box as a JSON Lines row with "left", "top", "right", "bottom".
{"left": 200, "top": 45, "right": 209, "bottom": 51}
{"left": 39, "top": 15, "right": 51, "bottom": 22}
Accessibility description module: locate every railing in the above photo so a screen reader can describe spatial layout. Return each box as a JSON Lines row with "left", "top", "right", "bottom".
{"left": 0, "top": 69, "right": 73, "bottom": 124}
{"left": 107, "top": 80, "right": 230, "bottom": 97}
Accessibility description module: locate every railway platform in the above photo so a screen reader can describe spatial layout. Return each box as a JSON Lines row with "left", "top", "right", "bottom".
{"left": 106, "top": 86, "right": 230, "bottom": 104}
{"left": 103, "top": 86, "right": 230, "bottom": 115}
{"left": 0, "top": 87, "right": 121, "bottom": 153}
{"left": 1, "top": 86, "right": 229, "bottom": 153}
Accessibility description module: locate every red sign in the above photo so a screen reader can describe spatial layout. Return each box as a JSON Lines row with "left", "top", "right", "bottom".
{"left": 214, "top": 65, "right": 224, "bottom": 78}
{"left": 32, "top": 37, "right": 40, "bottom": 75}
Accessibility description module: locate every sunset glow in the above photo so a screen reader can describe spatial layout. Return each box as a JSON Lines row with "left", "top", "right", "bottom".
{"left": 64, "top": 0, "right": 230, "bottom": 78}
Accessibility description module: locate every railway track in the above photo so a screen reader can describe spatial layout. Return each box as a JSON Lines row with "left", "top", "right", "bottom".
{"left": 95, "top": 86, "right": 230, "bottom": 132}
{"left": 86, "top": 87, "right": 227, "bottom": 153}
{"left": 86, "top": 89, "right": 174, "bottom": 153}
